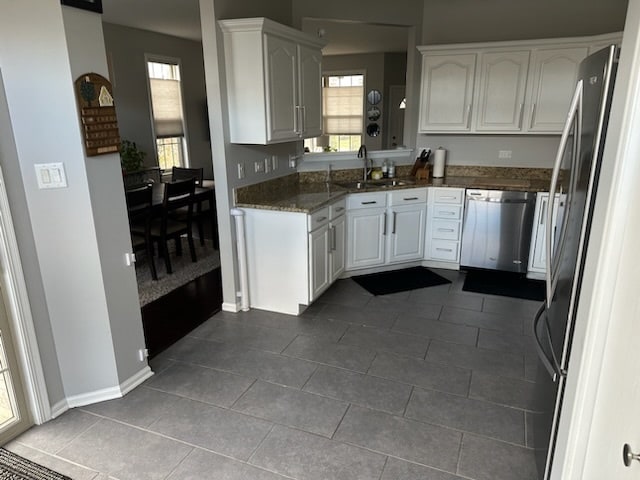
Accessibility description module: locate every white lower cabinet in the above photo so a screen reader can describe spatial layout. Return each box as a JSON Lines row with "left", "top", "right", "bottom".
{"left": 243, "top": 197, "right": 346, "bottom": 315}
{"left": 424, "top": 187, "right": 465, "bottom": 268}
{"left": 346, "top": 188, "right": 427, "bottom": 271}
{"left": 527, "top": 192, "right": 565, "bottom": 279}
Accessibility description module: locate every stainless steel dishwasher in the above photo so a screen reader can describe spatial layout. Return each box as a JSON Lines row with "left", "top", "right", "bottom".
{"left": 460, "top": 189, "right": 536, "bottom": 273}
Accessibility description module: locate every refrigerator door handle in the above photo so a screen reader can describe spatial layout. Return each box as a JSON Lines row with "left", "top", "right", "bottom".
{"left": 533, "top": 303, "right": 559, "bottom": 382}
{"left": 546, "top": 80, "right": 583, "bottom": 306}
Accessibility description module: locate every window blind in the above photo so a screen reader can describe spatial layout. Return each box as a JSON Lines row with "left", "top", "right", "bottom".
{"left": 149, "top": 78, "right": 184, "bottom": 138}
{"left": 323, "top": 85, "right": 363, "bottom": 135}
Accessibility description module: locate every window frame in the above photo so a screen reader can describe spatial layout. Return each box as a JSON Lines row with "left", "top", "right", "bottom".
{"left": 144, "top": 54, "right": 190, "bottom": 170}
{"left": 320, "top": 70, "right": 366, "bottom": 152}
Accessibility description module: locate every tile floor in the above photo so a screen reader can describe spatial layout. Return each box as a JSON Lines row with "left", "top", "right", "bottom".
{"left": 7, "top": 269, "right": 543, "bottom": 480}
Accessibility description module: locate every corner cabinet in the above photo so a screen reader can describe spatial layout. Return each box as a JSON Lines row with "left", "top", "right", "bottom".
{"left": 243, "top": 197, "right": 346, "bottom": 315}
{"left": 417, "top": 32, "right": 620, "bottom": 135}
{"left": 219, "top": 18, "right": 324, "bottom": 144}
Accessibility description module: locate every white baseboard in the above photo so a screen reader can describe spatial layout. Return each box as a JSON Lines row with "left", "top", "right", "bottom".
{"left": 222, "top": 302, "right": 241, "bottom": 312}
{"left": 48, "top": 399, "right": 69, "bottom": 421}
{"left": 65, "top": 365, "right": 154, "bottom": 409}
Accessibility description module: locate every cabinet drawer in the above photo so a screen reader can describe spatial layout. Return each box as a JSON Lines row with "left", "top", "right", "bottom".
{"left": 389, "top": 188, "right": 427, "bottom": 206}
{"left": 432, "top": 220, "right": 461, "bottom": 241}
{"left": 429, "top": 240, "right": 459, "bottom": 261}
{"left": 330, "top": 198, "right": 347, "bottom": 219}
{"left": 347, "top": 192, "right": 387, "bottom": 210}
{"left": 433, "top": 188, "right": 463, "bottom": 204}
{"left": 308, "top": 206, "right": 330, "bottom": 231}
{"left": 433, "top": 204, "right": 462, "bottom": 220}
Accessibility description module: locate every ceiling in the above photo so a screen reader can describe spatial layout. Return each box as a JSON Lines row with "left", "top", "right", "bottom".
{"left": 101, "top": 0, "right": 202, "bottom": 42}
{"left": 100, "top": 0, "right": 408, "bottom": 54}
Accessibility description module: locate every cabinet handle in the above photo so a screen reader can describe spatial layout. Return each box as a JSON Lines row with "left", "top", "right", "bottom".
{"left": 438, "top": 211, "right": 456, "bottom": 216}
{"left": 403, "top": 197, "right": 419, "bottom": 201}
{"left": 439, "top": 196, "right": 457, "bottom": 200}
{"left": 361, "top": 201, "right": 377, "bottom": 205}
{"left": 436, "top": 247, "right": 453, "bottom": 252}
{"left": 294, "top": 105, "right": 301, "bottom": 134}
{"left": 334, "top": 207, "right": 344, "bottom": 212}
{"left": 518, "top": 103, "right": 524, "bottom": 129}
{"left": 316, "top": 216, "right": 327, "bottom": 222}
{"left": 332, "top": 225, "right": 337, "bottom": 251}
{"left": 438, "top": 228, "right": 455, "bottom": 233}
{"left": 530, "top": 103, "right": 536, "bottom": 129}
{"left": 383, "top": 212, "right": 387, "bottom": 236}
{"left": 392, "top": 211, "right": 397, "bottom": 235}
{"left": 466, "top": 104, "right": 472, "bottom": 129}
{"left": 301, "top": 105, "right": 306, "bottom": 134}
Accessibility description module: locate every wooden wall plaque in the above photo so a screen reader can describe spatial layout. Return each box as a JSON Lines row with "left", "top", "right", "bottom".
{"left": 74, "top": 73, "right": 120, "bottom": 156}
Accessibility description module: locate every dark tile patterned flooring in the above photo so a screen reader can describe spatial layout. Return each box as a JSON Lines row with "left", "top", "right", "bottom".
{"left": 7, "top": 269, "right": 541, "bottom": 480}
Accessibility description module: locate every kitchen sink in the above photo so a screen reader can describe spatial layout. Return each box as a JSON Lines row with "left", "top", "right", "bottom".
{"left": 333, "top": 179, "right": 415, "bottom": 190}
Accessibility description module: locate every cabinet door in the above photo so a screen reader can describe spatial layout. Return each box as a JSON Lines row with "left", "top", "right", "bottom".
{"left": 329, "top": 215, "right": 346, "bottom": 281}
{"left": 309, "top": 225, "right": 330, "bottom": 300}
{"left": 418, "top": 53, "right": 476, "bottom": 132}
{"left": 388, "top": 206, "right": 426, "bottom": 263}
{"left": 298, "top": 44, "right": 323, "bottom": 138}
{"left": 265, "top": 35, "right": 298, "bottom": 142}
{"left": 526, "top": 47, "right": 588, "bottom": 133}
{"left": 475, "top": 51, "right": 529, "bottom": 132}
{"left": 346, "top": 209, "right": 386, "bottom": 269}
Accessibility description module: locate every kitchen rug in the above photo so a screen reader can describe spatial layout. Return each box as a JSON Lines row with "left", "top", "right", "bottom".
{"left": 0, "top": 448, "right": 71, "bottom": 480}
{"left": 352, "top": 267, "right": 451, "bottom": 295}
{"left": 462, "top": 269, "right": 545, "bottom": 301}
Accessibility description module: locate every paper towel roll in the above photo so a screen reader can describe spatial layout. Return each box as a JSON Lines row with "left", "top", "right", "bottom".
{"left": 433, "top": 148, "right": 446, "bottom": 178}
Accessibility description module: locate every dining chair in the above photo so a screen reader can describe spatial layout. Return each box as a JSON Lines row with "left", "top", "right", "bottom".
{"left": 125, "top": 185, "right": 157, "bottom": 281}
{"left": 149, "top": 178, "right": 197, "bottom": 275}
{"left": 171, "top": 167, "right": 215, "bottom": 246}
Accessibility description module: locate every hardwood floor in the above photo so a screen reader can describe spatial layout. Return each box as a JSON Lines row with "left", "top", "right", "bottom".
{"left": 141, "top": 268, "right": 222, "bottom": 358}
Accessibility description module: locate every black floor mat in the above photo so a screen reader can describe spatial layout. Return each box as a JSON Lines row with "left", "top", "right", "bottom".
{"left": 462, "top": 269, "right": 545, "bottom": 301}
{"left": 352, "top": 267, "right": 451, "bottom": 296}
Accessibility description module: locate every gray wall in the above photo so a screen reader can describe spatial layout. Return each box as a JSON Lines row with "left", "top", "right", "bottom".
{"left": 103, "top": 23, "right": 214, "bottom": 178}
{"left": 0, "top": 71, "right": 65, "bottom": 408}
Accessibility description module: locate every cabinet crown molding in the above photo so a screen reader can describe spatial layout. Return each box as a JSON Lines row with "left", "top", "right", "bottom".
{"left": 219, "top": 17, "right": 326, "bottom": 49}
{"left": 417, "top": 31, "right": 622, "bottom": 53}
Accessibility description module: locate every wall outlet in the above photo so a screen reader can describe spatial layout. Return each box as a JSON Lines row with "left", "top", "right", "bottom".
{"left": 254, "top": 160, "right": 265, "bottom": 173}
{"left": 264, "top": 157, "right": 271, "bottom": 173}
{"left": 289, "top": 154, "right": 298, "bottom": 168}
{"left": 498, "top": 150, "right": 513, "bottom": 159}
{"left": 271, "top": 155, "right": 278, "bottom": 171}
{"left": 138, "top": 348, "right": 149, "bottom": 362}
{"left": 237, "top": 162, "right": 245, "bottom": 179}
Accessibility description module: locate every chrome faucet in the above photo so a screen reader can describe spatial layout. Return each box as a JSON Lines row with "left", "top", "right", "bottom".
{"left": 357, "top": 145, "right": 371, "bottom": 181}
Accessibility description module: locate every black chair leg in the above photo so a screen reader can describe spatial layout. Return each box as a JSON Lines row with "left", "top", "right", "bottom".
{"left": 175, "top": 237, "right": 183, "bottom": 256}
{"left": 162, "top": 240, "right": 173, "bottom": 274}
{"left": 197, "top": 217, "right": 205, "bottom": 246}
{"left": 187, "top": 232, "right": 197, "bottom": 263}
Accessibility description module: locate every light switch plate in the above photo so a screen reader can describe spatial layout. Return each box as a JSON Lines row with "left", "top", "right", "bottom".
{"left": 35, "top": 163, "right": 67, "bottom": 189}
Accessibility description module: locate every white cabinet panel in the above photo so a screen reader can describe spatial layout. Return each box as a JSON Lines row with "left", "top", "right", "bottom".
{"left": 418, "top": 53, "right": 476, "bottom": 132}
{"left": 526, "top": 47, "right": 588, "bottom": 132}
{"left": 388, "top": 206, "right": 426, "bottom": 263}
{"left": 309, "top": 226, "right": 330, "bottom": 300}
{"left": 425, "top": 187, "right": 465, "bottom": 268}
{"left": 347, "top": 208, "right": 387, "bottom": 269}
{"left": 329, "top": 214, "right": 346, "bottom": 281}
{"left": 298, "top": 44, "right": 323, "bottom": 138}
{"left": 475, "top": 51, "right": 530, "bottom": 132}
{"left": 266, "top": 35, "right": 298, "bottom": 142}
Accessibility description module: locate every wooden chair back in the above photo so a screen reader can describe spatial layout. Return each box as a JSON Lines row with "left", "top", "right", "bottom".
{"left": 172, "top": 166, "right": 203, "bottom": 186}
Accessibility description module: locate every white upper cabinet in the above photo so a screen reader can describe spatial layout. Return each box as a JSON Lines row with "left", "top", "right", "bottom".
{"left": 417, "top": 32, "right": 621, "bottom": 135}
{"left": 418, "top": 53, "right": 476, "bottom": 132}
{"left": 474, "top": 51, "right": 530, "bottom": 132}
{"left": 525, "top": 47, "right": 588, "bottom": 133}
{"left": 220, "top": 18, "right": 324, "bottom": 144}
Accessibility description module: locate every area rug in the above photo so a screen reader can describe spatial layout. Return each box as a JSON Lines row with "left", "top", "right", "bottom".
{"left": 136, "top": 238, "right": 221, "bottom": 306}
{"left": 0, "top": 448, "right": 71, "bottom": 480}
{"left": 462, "top": 269, "right": 545, "bottom": 301}
{"left": 352, "top": 266, "right": 452, "bottom": 295}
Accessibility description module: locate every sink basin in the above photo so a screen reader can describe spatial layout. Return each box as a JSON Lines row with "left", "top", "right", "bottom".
{"left": 333, "top": 179, "right": 415, "bottom": 190}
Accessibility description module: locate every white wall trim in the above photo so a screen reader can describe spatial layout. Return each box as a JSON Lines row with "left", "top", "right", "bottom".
{"left": 66, "top": 366, "right": 153, "bottom": 409}
{"left": 0, "top": 165, "right": 51, "bottom": 424}
{"left": 48, "top": 399, "right": 69, "bottom": 420}
{"left": 222, "top": 301, "right": 241, "bottom": 313}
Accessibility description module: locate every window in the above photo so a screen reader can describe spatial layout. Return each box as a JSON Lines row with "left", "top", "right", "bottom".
{"left": 305, "top": 74, "right": 364, "bottom": 153}
{"left": 147, "top": 59, "right": 187, "bottom": 169}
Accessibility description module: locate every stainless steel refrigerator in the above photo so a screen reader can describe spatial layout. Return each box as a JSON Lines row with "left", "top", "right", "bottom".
{"left": 532, "top": 45, "right": 619, "bottom": 479}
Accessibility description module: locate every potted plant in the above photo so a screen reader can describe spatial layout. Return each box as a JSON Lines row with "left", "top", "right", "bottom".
{"left": 119, "top": 140, "right": 146, "bottom": 173}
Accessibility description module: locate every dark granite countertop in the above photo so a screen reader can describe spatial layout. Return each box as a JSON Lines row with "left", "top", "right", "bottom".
{"left": 234, "top": 167, "right": 553, "bottom": 214}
